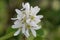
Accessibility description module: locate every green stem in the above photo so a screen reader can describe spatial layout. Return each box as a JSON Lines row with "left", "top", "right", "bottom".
{"left": 0, "top": 32, "right": 14, "bottom": 40}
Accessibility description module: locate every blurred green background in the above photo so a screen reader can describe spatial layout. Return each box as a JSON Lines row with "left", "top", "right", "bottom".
{"left": 0, "top": 0, "right": 60, "bottom": 40}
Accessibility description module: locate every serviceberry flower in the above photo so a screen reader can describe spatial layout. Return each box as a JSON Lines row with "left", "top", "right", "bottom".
{"left": 11, "top": 2, "right": 43, "bottom": 38}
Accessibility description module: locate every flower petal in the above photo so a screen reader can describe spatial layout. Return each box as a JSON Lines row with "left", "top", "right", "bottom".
{"left": 32, "top": 25, "right": 41, "bottom": 30}
{"left": 31, "top": 6, "right": 40, "bottom": 15}
{"left": 14, "top": 29, "right": 20, "bottom": 36}
{"left": 26, "top": 19, "right": 31, "bottom": 23}
{"left": 34, "top": 19, "right": 41, "bottom": 23}
{"left": 30, "top": 28, "right": 36, "bottom": 37}
{"left": 11, "top": 18, "right": 17, "bottom": 20}
{"left": 22, "top": 2, "right": 30, "bottom": 11}
{"left": 17, "top": 13, "right": 25, "bottom": 20}
{"left": 22, "top": 24, "right": 25, "bottom": 33}
{"left": 22, "top": 2, "right": 25, "bottom": 8}
{"left": 36, "top": 15, "right": 43, "bottom": 19}
{"left": 12, "top": 25, "right": 19, "bottom": 28}
{"left": 17, "top": 15, "right": 22, "bottom": 20}
{"left": 24, "top": 29, "right": 30, "bottom": 38}
{"left": 14, "top": 20, "right": 21, "bottom": 25}
{"left": 12, "top": 20, "right": 22, "bottom": 28}
{"left": 30, "top": 21, "right": 37, "bottom": 26}
{"left": 15, "top": 9, "right": 22, "bottom": 15}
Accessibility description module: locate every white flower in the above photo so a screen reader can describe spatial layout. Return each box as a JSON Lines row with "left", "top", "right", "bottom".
{"left": 11, "top": 2, "right": 43, "bottom": 38}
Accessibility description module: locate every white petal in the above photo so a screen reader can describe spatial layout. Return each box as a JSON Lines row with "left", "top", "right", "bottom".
{"left": 24, "top": 29, "right": 30, "bottom": 38}
{"left": 12, "top": 22, "right": 22, "bottom": 28}
{"left": 12, "top": 20, "right": 22, "bottom": 28}
{"left": 26, "top": 19, "right": 31, "bottom": 24}
{"left": 11, "top": 18, "right": 17, "bottom": 20}
{"left": 26, "top": 19, "right": 34, "bottom": 26}
{"left": 17, "top": 14, "right": 25, "bottom": 20}
{"left": 22, "top": 2, "right": 25, "bottom": 8}
{"left": 30, "top": 21, "right": 37, "bottom": 26}
{"left": 34, "top": 17, "right": 41, "bottom": 23}
{"left": 14, "top": 20, "right": 19, "bottom": 25}
{"left": 14, "top": 29, "right": 20, "bottom": 36}
{"left": 23, "top": 2, "right": 30, "bottom": 11}
{"left": 26, "top": 19, "right": 37, "bottom": 27}
{"left": 32, "top": 25, "right": 41, "bottom": 30}
{"left": 12, "top": 25, "right": 19, "bottom": 28}
{"left": 31, "top": 6, "right": 40, "bottom": 15}
{"left": 15, "top": 9, "right": 25, "bottom": 20}
{"left": 22, "top": 24, "right": 25, "bottom": 33}
{"left": 30, "top": 28, "right": 36, "bottom": 37}
{"left": 17, "top": 15, "right": 22, "bottom": 20}
{"left": 31, "top": 6, "right": 35, "bottom": 15}
{"left": 15, "top": 9, "right": 22, "bottom": 15}
{"left": 36, "top": 15, "right": 43, "bottom": 19}
{"left": 33, "top": 15, "right": 43, "bottom": 23}
{"left": 34, "top": 6, "right": 40, "bottom": 14}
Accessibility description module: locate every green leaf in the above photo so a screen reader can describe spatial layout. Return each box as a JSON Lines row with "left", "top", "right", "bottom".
{"left": 0, "top": 26, "right": 16, "bottom": 40}
{"left": 6, "top": 26, "right": 17, "bottom": 34}
{"left": 26, "top": 34, "right": 34, "bottom": 40}
{"left": 34, "top": 36, "right": 43, "bottom": 40}
{"left": 37, "top": 29, "right": 44, "bottom": 37}
{"left": 33, "top": 29, "right": 44, "bottom": 40}
{"left": 0, "top": 32, "right": 14, "bottom": 40}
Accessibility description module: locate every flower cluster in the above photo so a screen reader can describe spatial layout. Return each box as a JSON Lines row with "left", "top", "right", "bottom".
{"left": 11, "top": 2, "right": 43, "bottom": 38}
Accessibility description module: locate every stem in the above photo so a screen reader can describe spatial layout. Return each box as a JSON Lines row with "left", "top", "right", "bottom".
{"left": 22, "top": 35, "right": 26, "bottom": 40}
{"left": 18, "top": 34, "right": 26, "bottom": 40}
{"left": 0, "top": 32, "right": 14, "bottom": 40}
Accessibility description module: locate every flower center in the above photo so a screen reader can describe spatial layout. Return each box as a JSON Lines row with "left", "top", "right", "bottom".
{"left": 30, "top": 16, "right": 35, "bottom": 20}
{"left": 26, "top": 24, "right": 30, "bottom": 29}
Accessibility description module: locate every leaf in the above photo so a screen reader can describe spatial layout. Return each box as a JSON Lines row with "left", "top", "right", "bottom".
{"left": 6, "top": 26, "right": 17, "bottom": 34}
{"left": 26, "top": 34, "right": 34, "bottom": 40}
{"left": 0, "top": 32, "right": 14, "bottom": 40}
{"left": 32, "top": 29, "right": 44, "bottom": 40}
{"left": 36, "top": 29, "right": 44, "bottom": 37}
{"left": 0, "top": 26, "right": 17, "bottom": 40}
{"left": 34, "top": 36, "right": 43, "bottom": 40}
